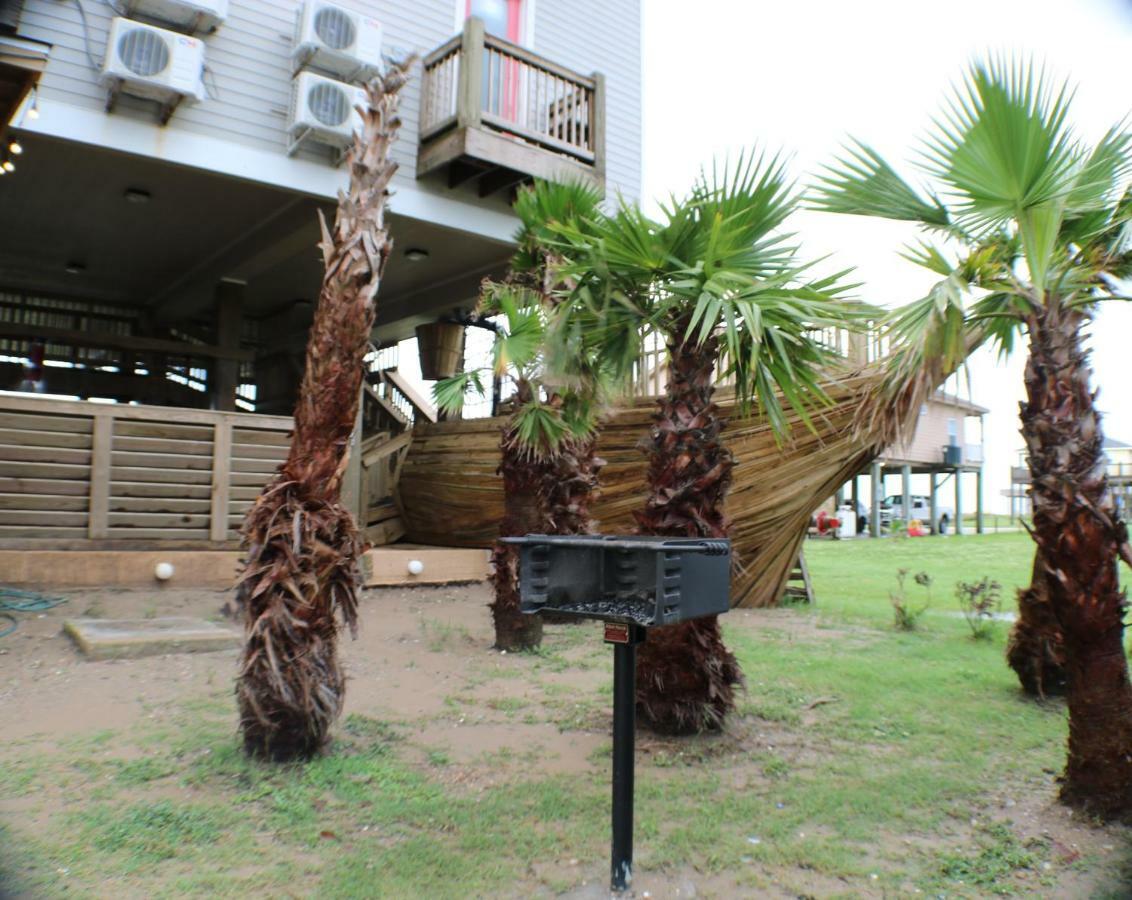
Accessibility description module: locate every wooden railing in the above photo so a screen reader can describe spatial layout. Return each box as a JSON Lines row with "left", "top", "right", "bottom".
{"left": 0, "top": 395, "right": 291, "bottom": 546}
{"left": 420, "top": 17, "right": 604, "bottom": 169}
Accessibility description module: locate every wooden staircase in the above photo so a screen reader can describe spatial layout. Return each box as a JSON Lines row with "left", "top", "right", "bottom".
{"left": 781, "top": 551, "right": 815, "bottom": 605}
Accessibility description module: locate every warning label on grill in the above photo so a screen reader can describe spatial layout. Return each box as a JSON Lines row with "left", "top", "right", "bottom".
{"left": 604, "top": 622, "right": 630, "bottom": 644}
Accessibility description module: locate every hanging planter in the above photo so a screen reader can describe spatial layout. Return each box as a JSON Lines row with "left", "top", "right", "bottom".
{"left": 416, "top": 321, "right": 465, "bottom": 380}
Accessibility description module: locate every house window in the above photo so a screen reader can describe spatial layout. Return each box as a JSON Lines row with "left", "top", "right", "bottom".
{"left": 947, "top": 417, "right": 958, "bottom": 445}
{"left": 465, "top": 0, "right": 527, "bottom": 124}
{"left": 466, "top": 0, "right": 524, "bottom": 43}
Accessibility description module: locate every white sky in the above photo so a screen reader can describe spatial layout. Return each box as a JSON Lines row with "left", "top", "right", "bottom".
{"left": 640, "top": 0, "right": 1132, "bottom": 512}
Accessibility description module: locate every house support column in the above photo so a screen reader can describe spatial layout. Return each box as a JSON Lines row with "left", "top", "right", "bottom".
{"left": 954, "top": 468, "right": 964, "bottom": 536}
{"left": 976, "top": 468, "right": 985, "bottom": 534}
{"left": 929, "top": 472, "right": 938, "bottom": 535}
{"left": 870, "top": 462, "right": 882, "bottom": 537}
{"left": 212, "top": 280, "right": 244, "bottom": 412}
{"left": 851, "top": 476, "right": 860, "bottom": 535}
{"left": 901, "top": 464, "right": 912, "bottom": 528}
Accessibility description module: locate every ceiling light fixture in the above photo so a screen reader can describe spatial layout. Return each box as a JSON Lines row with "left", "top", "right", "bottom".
{"left": 2, "top": 160, "right": 14, "bottom": 173}
{"left": 64, "top": 261, "right": 86, "bottom": 275}
{"left": 124, "top": 188, "right": 151, "bottom": 204}
{"left": 404, "top": 247, "right": 429, "bottom": 262}
{"left": 26, "top": 87, "right": 39, "bottom": 120}
{"left": 8, "top": 141, "right": 21, "bottom": 155}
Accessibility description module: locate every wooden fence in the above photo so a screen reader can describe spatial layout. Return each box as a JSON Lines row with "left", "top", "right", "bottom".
{"left": 0, "top": 395, "right": 290, "bottom": 547}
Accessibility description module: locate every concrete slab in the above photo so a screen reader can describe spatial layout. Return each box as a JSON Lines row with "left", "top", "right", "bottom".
{"left": 63, "top": 617, "right": 240, "bottom": 661}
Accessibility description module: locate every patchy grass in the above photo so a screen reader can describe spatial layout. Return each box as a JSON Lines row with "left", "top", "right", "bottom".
{"left": 2, "top": 533, "right": 1131, "bottom": 897}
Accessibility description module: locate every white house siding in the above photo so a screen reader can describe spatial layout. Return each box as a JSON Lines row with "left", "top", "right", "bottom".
{"left": 532, "top": 0, "right": 642, "bottom": 201}
{"left": 17, "top": 0, "right": 641, "bottom": 234}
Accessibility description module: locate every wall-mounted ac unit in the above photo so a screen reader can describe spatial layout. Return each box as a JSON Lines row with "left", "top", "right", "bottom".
{"left": 101, "top": 18, "right": 205, "bottom": 108}
{"left": 288, "top": 70, "right": 365, "bottom": 155}
{"left": 293, "top": 1, "right": 383, "bottom": 83}
{"left": 125, "top": 0, "right": 228, "bottom": 33}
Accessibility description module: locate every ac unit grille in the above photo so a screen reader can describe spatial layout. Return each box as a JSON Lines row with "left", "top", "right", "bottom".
{"left": 307, "top": 83, "right": 350, "bottom": 127}
{"left": 118, "top": 27, "right": 170, "bottom": 77}
{"left": 313, "top": 7, "right": 355, "bottom": 50}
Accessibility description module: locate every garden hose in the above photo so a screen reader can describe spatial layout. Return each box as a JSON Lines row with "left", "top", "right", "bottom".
{"left": 0, "top": 587, "right": 68, "bottom": 638}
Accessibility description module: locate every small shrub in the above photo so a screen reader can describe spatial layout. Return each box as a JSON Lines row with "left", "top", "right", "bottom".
{"left": 957, "top": 577, "right": 1003, "bottom": 640}
{"left": 890, "top": 568, "right": 932, "bottom": 631}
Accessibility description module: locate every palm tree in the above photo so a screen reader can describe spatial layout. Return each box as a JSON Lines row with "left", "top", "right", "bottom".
{"left": 551, "top": 155, "right": 859, "bottom": 734}
{"left": 236, "top": 61, "right": 411, "bottom": 760}
{"left": 434, "top": 181, "right": 611, "bottom": 650}
{"left": 812, "top": 58, "right": 1132, "bottom": 817}
{"left": 435, "top": 290, "right": 608, "bottom": 650}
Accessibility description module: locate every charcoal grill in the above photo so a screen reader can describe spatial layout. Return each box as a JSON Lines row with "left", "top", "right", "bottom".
{"left": 506, "top": 534, "right": 732, "bottom": 892}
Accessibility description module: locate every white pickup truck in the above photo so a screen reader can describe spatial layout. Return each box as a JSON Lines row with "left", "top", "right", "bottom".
{"left": 879, "top": 495, "right": 955, "bottom": 534}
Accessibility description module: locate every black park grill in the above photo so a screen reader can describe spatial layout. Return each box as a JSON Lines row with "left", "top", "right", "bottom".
{"left": 505, "top": 535, "right": 731, "bottom": 892}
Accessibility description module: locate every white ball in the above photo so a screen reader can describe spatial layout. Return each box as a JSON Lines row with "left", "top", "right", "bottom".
{"left": 154, "top": 561, "right": 175, "bottom": 581}
{"left": 407, "top": 559, "right": 424, "bottom": 576}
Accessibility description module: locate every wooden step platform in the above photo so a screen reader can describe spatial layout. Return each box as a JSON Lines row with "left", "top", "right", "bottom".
{"left": 64, "top": 616, "right": 240, "bottom": 660}
{"left": 2, "top": 545, "right": 490, "bottom": 588}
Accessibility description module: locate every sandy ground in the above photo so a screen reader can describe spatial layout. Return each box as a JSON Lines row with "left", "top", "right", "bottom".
{"left": 1, "top": 582, "right": 1129, "bottom": 898}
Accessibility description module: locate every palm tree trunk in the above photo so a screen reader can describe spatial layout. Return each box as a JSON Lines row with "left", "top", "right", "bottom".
{"left": 633, "top": 318, "right": 743, "bottom": 734}
{"left": 538, "top": 435, "right": 605, "bottom": 626}
{"left": 235, "top": 62, "right": 410, "bottom": 760}
{"left": 1023, "top": 301, "right": 1132, "bottom": 817}
{"left": 491, "top": 399, "right": 546, "bottom": 650}
{"left": 1005, "top": 553, "right": 1067, "bottom": 696}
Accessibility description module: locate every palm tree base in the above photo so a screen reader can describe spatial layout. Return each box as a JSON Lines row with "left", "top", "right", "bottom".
{"left": 236, "top": 488, "right": 361, "bottom": 762}
{"left": 635, "top": 616, "right": 743, "bottom": 735}
{"left": 1058, "top": 638, "right": 1132, "bottom": 821}
{"left": 490, "top": 543, "right": 544, "bottom": 651}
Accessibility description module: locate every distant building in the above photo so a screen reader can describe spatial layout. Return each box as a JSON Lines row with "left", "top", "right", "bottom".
{"left": 1009, "top": 436, "right": 1132, "bottom": 519}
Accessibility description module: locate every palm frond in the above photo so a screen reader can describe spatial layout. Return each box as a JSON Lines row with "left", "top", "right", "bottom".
{"left": 810, "top": 141, "right": 950, "bottom": 226}
{"left": 432, "top": 370, "right": 486, "bottom": 415}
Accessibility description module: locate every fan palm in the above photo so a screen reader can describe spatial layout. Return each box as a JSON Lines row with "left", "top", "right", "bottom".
{"left": 435, "top": 181, "right": 611, "bottom": 650}
{"left": 235, "top": 61, "right": 411, "bottom": 760}
{"left": 550, "top": 154, "right": 861, "bottom": 734}
{"left": 812, "top": 57, "right": 1132, "bottom": 817}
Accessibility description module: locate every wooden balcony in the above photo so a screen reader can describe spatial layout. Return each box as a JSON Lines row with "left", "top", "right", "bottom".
{"left": 417, "top": 18, "right": 605, "bottom": 197}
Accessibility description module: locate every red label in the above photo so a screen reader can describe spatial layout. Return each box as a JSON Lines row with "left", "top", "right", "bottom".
{"left": 604, "top": 622, "right": 630, "bottom": 644}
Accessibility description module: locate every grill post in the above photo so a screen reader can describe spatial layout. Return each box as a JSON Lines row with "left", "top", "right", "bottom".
{"left": 609, "top": 622, "right": 645, "bottom": 892}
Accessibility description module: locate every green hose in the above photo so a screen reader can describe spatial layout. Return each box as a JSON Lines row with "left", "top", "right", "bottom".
{"left": 0, "top": 587, "right": 68, "bottom": 638}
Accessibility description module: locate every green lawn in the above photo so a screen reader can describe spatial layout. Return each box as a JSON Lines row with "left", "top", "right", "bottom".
{"left": 2, "top": 533, "right": 1131, "bottom": 897}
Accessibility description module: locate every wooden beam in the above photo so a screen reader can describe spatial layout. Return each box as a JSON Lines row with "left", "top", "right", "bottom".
{"left": 209, "top": 420, "right": 232, "bottom": 542}
{"left": 457, "top": 17, "right": 485, "bottom": 130}
{"left": 477, "top": 166, "right": 526, "bottom": 198}
{"left": 0, "top": 320, "right": 255, "bottom": 362}
{"left": 88, "top": 415, "right": 112, "bottom": 540}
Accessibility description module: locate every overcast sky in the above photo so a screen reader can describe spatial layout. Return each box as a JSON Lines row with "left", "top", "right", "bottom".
{"left": 640, "top": 0, "right": 1132, "bottom": 512}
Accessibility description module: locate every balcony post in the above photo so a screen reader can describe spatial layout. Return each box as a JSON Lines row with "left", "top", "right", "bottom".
{"left": 976, "top": 467, "right": 985, "bottom": 534}
{"left": 591, "top": 72, "right": 606, "bottom": 182}
{"left": 457, "top": 16, "right": 485, "bottom": 130}
{"left": 929, "top": 472, "right": 938, "bottom": 535}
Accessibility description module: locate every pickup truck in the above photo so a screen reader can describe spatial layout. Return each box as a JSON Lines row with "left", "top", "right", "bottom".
{"left": 879, "top": 495, "right": 955, "bottom": 534}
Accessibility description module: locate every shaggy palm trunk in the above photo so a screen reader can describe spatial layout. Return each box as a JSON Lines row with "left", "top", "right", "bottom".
{"left": 633, "top": 320, "right": 743, "bottom": 734}
{"left": 235, "top": 63, "right": 409, "bottom": 760}
{"left": 1006, "top": 554, "right": 1067, "bottom": 696}
{"left": 1023, "top": 301, "right": 1132, "bottom": 817}
{"left": 491, "top": 411, "right": 546, "bottom": 651}
{"left": 537, "top": 435, "right": 604, "bottom": 626}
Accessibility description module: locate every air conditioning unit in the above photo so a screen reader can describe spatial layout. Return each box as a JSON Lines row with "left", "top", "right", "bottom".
{"left": 288, "top": 71, "right": 366, "bottom": 155}
{"left": 293, "top": 1, "right": 383, "bottom": 83}
{"left": 101, "top": 18, "right": 205, "bottom": 107}
{"left": 124, "top": 0, "right": 228, "bottom": 33}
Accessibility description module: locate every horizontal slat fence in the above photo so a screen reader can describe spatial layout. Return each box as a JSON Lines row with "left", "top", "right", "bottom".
{"left": 0, "top": 395, "right": 291, "bottom": 546}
